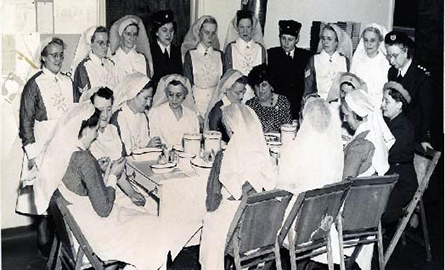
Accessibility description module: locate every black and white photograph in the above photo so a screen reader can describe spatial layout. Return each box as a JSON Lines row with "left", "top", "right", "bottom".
{"left": 1, "top": 0, "right": 443, "bottom": 269}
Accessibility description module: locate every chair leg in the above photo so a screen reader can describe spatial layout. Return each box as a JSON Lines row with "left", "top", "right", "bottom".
{"left": 326, "top": 232, "right": 334, "bottom": 270}
{"left": 377, "top": 222, "right": 385, "bottom": 270}
{"left": 289, "top": 229, "right": 297, "bottom": 270}
{"left": 336, "top": 216, "right": 346, "bottom": 270}
{"left": 275, "top": 238, "right": 283, "bottom": 270}
{"left": 46, "top": 236, "right": 59, "bottom": 270}
{"left": 234, "top": 231, "right": 242, "bottom": 270}
{"left": 419, "top": 200, "right": 432, "bottom": 261}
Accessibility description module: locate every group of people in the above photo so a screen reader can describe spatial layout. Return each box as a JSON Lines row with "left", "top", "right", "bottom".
{"left": 16, "top": 7, "right": 434, "bottom": 270}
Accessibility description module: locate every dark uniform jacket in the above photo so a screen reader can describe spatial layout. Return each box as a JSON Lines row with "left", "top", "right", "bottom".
{"left": 150, "top": 42, "right": 183, "bottom": 91}
{"left": 268, "top": 46, "right": 312, "bottom": 118}
{"left": 388, "top": 60, "right": 433, "bottom": 143}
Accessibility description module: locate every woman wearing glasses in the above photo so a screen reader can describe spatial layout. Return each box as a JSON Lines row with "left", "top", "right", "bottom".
{"left": 72, "top": 26, "right": 118, "bottom": 99}
{"left": 385, "top": 31, "right": 434, "bottom": 150}
{"left": 17, "top": 37, "right": 77, "bottom": 256}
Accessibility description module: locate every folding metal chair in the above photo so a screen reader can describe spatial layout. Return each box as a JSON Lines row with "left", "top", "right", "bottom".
{"left": 384, "top": 147, "right": 441, "bottom": 265}
{"left": 337, "top": 175, "right": 398, "bottom": 270}
{"left": 46, "top": 190, "right": 125, "bottom": 270}
{"left": 225, "top": 189, "right": 294, "bottom": 270}
{"left": 278, "top": 182, "right": 352, "bottom": 270}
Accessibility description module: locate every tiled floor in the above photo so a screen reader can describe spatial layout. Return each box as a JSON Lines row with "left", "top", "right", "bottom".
{"left": 2, "top": 164, "right": 443, "bottom": 270}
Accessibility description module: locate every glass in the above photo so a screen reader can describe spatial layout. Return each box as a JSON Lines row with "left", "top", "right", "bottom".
{"left": 48, "top": 52, "right": 64, "bottom": 59}
{"left": 386, "top": 51, "right": 403, "bottom": 61}
{"left": 94, "top": 40, "right": 110, "bottom": 47}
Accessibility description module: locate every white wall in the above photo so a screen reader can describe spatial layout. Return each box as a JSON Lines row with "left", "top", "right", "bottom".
{"left": 1, "top": 0, "right": 100, "bottom": 229}
{"left": 198, "top": 0, "right": 394, "bottom": 49}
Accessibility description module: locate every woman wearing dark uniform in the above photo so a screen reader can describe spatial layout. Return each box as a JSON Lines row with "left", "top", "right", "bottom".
{"left": 149, "top": 9, "right": 182, "bottom": 91}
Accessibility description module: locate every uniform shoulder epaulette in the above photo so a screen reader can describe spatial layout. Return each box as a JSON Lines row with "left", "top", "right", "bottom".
{"left": 60, "top": 71, "right": 71, "bottom": 77}
{"left": 417, "top": 64, "right": 430, "bottom": 76}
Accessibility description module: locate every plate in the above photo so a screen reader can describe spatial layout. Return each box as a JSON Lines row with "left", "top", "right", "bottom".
{"left": 132, "top": 147, "right": 163, "bottom": 155}
{"left": 190, "top": 157, "right": 213, "bottom": 169}
{"left": 150, "top": 162, "right": 177, "bottom": 174}
{"left": 264, "top": 132, "right": 280, "bottom": 142}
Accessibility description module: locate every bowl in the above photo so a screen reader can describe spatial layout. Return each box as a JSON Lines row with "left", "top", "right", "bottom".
{"left": 150, "top": 162, "right": 176, "bottom": 174}
{"left": 191, "top": 157, "right": 213, "bottom": 175}
{"left": 267, "top": 141, "right": 283, "bottom": 147}
{"left": 131, "top": 148, "right": 163, "bottom": 162}
{"left": 177, "top": 152, "right": 196, "bottom": 169}
{"left": 264, "top": 132, "right": 280, "bottom": 142}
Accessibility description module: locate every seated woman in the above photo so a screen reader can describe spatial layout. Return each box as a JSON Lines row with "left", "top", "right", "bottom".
{"left": 182, "top": 15, "right": 224, "bottom": 117}
{"left": 109, "top": 15, "right": 152, "bottom": 86}
{"left": 341, "top": 89, "right": 394, "bottom": 179}
{"left": 149, "top": 74, "right": 200, "bottom": 148}
{"left": 34, "top": 102, "right": 174, "bottom": 270}
{"left": 200, "top": 103, "right": 276, "bottom": 270}
{"left": 224, "top": 10, "right": 267, "bottom": 102}
{"left": 205, "top": 69, "right": 247, "bottom": 142}
{"left": 245, "top": 64, "right": 292, "bottom": 133}
{"left": 304, "top": 23, "right": 352, "bottom": 100}
{"left": 111, "top": 72, "right": 162, "bottom": 155}
{"left": 276, "top": 96, "right": 344, "bottom": 195}
{"left": 81, "top": 87, "right": 146, "bottom": 207}
{"left": 381, "top": 81, "right": 417, "bottom": 225}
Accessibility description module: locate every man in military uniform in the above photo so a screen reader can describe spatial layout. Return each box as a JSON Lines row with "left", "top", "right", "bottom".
{"left": 385, "top": 31, "right": 433, "bottom": 150}
{"left": 268, "top": 20, "right": 312, "bottom": 119}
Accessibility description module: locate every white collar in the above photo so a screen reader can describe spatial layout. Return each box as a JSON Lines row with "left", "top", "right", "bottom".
{"left": 237, "top": 38, "right": 254, "bottom": 49}
{"left": 89, "top": 51, "right": 105, "bottom": 66}
{"left": 117, "top": 46, "right": 137, "bottom": 56}
{"left": 285, "top": 48, "right": 295, "bottom": 58}
{"left": 42, "top": 67, "right": 60, "bottom": 81}
{"left": 221, "top": 95, "right": 231, "bottom": 108}
{"left": 352, "top": 121, "right": 370, "bottom": 140}
{"left": 157, "top": 40, "right": 171, "bottom": 55}
{"left": 400, "top": 58, "right": 412, "bottom": 77}
{"left": 319, "top": 50, "right": 340, "bottom": 61}
{"left": 197, "top": 42, "right": 213, "bottom": 56}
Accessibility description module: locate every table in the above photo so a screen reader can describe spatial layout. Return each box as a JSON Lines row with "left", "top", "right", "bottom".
{"left": 125, "top": 158, "right": 210, "bottom": 258}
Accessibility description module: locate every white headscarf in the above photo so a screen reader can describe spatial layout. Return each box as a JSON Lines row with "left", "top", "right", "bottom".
{"left": 70, "top": 26, "right": 100, "bottom": 77}
{"left": 317, "top": 23, "right": 353, "bottom": 61}
{"left": 181, "top": 15, "right": 221, "bottom": 61}
{"left": 112, "top": 72, "right": 150, "bottom": 113}
{"left": 151, "top": 74, "right": 197, "bottom": 111}
{"left": 277, "top": 97, "right": 344, "bottom": 194}
{"left": 219, "top": 103, "right": 275, "bottom": 199}
{"left": 109, "top": 15, "right": 153, "bottom": 77}
{"left": 223, "top": 12, "right": 265, "bottom": 50}
{"left": 34, "top": 101, "right": 96, "bottom": 214}
{"left": 204, "top": 69, "right": 244, "bottom": 130}
{"left": 352, "top": 23, "right": 389, "bottom": 64}
{"left": 326, "top": 72, "right": 368, "bottom": 102}
{"left": 345, "top": 90, "right": 395, "bottom": 176}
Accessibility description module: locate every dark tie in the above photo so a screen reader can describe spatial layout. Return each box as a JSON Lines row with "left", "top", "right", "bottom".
{"left": 163, "top": 48, "right": 169, "bottom": 60}
{"left": 287, "top": 52, "right": 292, "bottom": 60}
{"left": 396, "top": 71, "right": 403, "bottom": 82}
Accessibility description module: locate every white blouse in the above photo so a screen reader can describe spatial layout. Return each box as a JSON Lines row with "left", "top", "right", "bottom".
{"left": 314, "top": 50, "right": 347, "bottom": 100}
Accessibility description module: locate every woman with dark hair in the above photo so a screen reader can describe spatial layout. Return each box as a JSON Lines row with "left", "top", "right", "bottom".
{"left": 182, "top": 15, "right": 224, "bottom": 117}
{"left": 380, "top": 81, "right": 418, "bottom": 224}
{"left": 109, "top": 15, "right": 152, "bottom": 86}
{"left": 245, "top": 64, "right": 292, "bottom": 132}
{"left": 34, "top": 102, "right": 175, "bottom": 270}
{"left": 17, "top": 37, "right": 76, "bottom": 255}
{"left": 304, "top": 23, "right": 352, "bottom": 100}
{"left": 385, "top": 31, "right": 433, "bottom": 150}
{"left": 150, "top": 9, "right": 182, "bottom": 89}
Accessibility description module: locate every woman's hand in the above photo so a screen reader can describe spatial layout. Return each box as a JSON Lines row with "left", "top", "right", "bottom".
{"left": 147, "top": 136, "right": 162, "bottom": 148}
{"left": 97, "top": 157, "right": 111, "bottom": 172}
{"left": 130, "top": 192, "right": 146, "bottom": 207}
{"left": 110, "top": 157, "right": 126, "bottom": 179}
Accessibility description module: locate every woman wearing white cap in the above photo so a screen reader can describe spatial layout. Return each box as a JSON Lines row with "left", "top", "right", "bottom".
{"left": 304, "top": 23, "right": 353, "bottom": 100}
{"left": 341, "top": 89, "right": 394, "bottom": 179}
{"left": 182, "top": 15, "right": 224, "bottom": 117}
{"left": 351, "top": 23, "right": 390, "bottom": 107}
{"left": 109, "top": 15, "right": 153, "bottom": 86}
{"left": 148, "top": 74, "right": 199, "bottom": 148}
{"left": 72, "top": 26, "right": 117, "bottom": 98}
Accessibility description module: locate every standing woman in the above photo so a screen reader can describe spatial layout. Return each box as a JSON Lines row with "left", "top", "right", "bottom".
{"left": 385, "top": 31, "right": 433, "bottom": 150}
{"left": 351, "top": 23, "right": 390, "bottom": 107}
{"left": 17, "top": 37, "right": 77, "bottom": 254}
{"left": 224, "top": 10, "right": 267, "bottom": 102}
{"left": 182, "top": 15, "right": 224, "bottom": 117}
{"left": 109, "top": 15, "right": 153, "bottom": 87}
{"left": 150, "top": 9, "right": 182, "bottom": 90}
{"left": 304, "top": 23, "right": 352, "bottom": 100}
{"left": 380, "top": 81, "right": 418, "bottom": 225}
